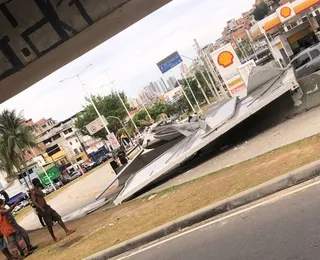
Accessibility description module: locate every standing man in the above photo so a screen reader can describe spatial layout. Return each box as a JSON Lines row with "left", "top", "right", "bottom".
{"left": 30, "top": 178, "right": 75, "bottom": 242}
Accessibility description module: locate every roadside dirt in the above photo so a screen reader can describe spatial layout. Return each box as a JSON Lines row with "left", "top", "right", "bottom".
{"left": 2, "top": 134, "right": 320, "bottom": 260}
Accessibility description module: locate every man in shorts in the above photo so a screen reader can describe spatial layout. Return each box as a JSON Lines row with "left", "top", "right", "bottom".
{"left": 31, "top": 178, "right": 75, "bottom": 242}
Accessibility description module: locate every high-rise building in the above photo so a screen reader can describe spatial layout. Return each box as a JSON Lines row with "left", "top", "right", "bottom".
{"left": 158, "top": 80, "right": 167, "bottom": 93}
{"left": 128, "top": 98, "right": 142, "bottom": 109}
{"left": 160, "top": 77, "right": 169, "bottom": 92}
{"left": 139, "top": 85, "right": 157, "bottom": 105}
{"left": 167, "top": 77, "right": 178, "bottom": 89}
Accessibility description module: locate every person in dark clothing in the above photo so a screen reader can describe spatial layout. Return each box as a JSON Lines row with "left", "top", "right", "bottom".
{"left": 117, "top": 147, "right": 128, "bottom": 165}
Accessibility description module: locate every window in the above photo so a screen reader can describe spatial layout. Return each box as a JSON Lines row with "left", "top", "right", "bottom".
{"left": 69, "top": 142, "right": 73, "bottom": 145}
{"left": 75, "top": 139, "right": 79, "bottom": 143}
{"left": 74, "top": 148, "right": 79, "bottom": 155}
{"left": 292, "top": 53, "right": 311, "bottom": 70}
{"left": 63, "top": 128, "right": 73, "bottom": 135}
{"left": 310, "top": 49, "right": 320, "bottom": 59}
{"left": 79, "top": 147, "right": 83, "bottom": 152}
{"left": 52, "top": 134, "right": 61, "bottom": 141}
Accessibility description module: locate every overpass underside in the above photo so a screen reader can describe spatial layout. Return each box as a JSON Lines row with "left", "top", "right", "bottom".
{"left": 0, "top": 0, "right": 171, "bottom": 103}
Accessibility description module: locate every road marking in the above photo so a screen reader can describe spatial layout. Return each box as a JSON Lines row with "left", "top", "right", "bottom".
{"left": 116, "top": 178, "right": 320, "bottom": 259}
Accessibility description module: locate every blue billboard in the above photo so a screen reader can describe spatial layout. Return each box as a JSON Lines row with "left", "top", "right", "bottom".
{"left": 157, "top": 51, "right": 183, "bottom": 74}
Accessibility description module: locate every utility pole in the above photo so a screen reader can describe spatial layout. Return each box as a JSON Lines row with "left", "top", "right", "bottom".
{"left": 60, "top": 66, "right": 112, "bottom": 136}
{"left": 141, "top": 101, "right": 153, "bottom": 122}
{"left": 198, "top": 66, "right": 218, "bottom": 101}
{"left": 193, "top": 72, "right": 210, "bottom": 104}
{"left": 101, "top": 75, "right": 141, "bottom": 136}
{"left": 181, "top": 72, "right": 201, "bottom": 112}
{"left": 194, "top": 39, "right": 222, "bottom": 100}
{"left": 177, "top": 79, "right": 196, "bottom": 113}
{"left": 233, "top": 36, "right": 249, "bottom": 62}
{"left": 79, "top": 76, "right": 111, "bottom": 135}
{"left": 202, "top": 50, "right": 229, "bottom": 98}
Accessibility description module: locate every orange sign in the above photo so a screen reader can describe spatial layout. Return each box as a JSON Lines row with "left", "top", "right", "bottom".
{"left": 217, "top": 51, "right": 234, "bottom": 68}
{"left": 280, "top": 6, "right": 292, "bottom": 18}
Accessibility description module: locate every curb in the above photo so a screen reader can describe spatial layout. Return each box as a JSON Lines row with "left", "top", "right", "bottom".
{"left": 84, "top": 160, "right": 320, "bottom": 260}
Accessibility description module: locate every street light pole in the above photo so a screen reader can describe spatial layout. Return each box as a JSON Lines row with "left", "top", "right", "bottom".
{"left": 78, "top": 76, "right": 111, "bottom": 135}
{"left": 177, "top": 79, "right": 196, "bottom": 113}
{"left": 137, "top": 85, "right": 153, "bottom": 122}
{"left": 181, "top": 72, "right": 201, "bottom": 112}
{"left": 201, "top": 49, "right": 229, "bottom": 98}
{"left": 101, "top": 72, "right": 141, "bottom": 136}
{"left": 193, "top": 72, "right": 210, "bottom": 104}
{"left": 180, "top": 55, "right": 216, "bottom": 102}
{"left": 194, "top": 39, "right": 222, "bottom": 100}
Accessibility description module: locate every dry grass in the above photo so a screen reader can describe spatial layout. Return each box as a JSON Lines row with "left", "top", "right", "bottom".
{"left": 4, "top": 134, "right": 320, "bottom": 260}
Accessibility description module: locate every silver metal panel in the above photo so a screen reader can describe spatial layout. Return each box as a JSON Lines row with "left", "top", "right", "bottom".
{"left": 114, "top": 67, "right": 299, "bottom": 204}
{"left": 247, "top": 66, "right": 284, "bottom": 95}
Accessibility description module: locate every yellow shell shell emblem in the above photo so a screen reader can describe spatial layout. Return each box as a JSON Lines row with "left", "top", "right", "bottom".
{"left": 217, "top": 51, "right": 234, "bottom": 68}
{"left": 280, "top": 6, "right": 291, "bottom": 18}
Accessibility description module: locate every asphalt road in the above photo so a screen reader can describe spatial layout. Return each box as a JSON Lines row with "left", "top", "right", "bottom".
{"left": 118, "top": 179, "right": 320, "bottom": 260}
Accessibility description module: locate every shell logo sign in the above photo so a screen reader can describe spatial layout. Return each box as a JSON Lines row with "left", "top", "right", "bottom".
{"left": 276, "top": 3, "right": 296, "bottom": 23}
{"left": 280, "top": 6, "right": 292, "bottom": 18}
{"left": 217, "top": 51, "right": 234, "bottom": 68}
{"left": 212, "top": 43, "right": 247, "bottom": 98}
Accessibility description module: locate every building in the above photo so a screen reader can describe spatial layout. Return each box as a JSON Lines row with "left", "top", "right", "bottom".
{"left": 217, "top": 8, "right": 255, "bottom": 51}
{"left": 167, "top": 77, "right": 178, "bottom": 89}
{"left": 139, "top": 85, "right": 157, "bottom": 105}
{"left": 249, "top": 0, "right": 320, "bottom": 64}
{"left": 160, "top": 77, "right": 169, "bottom": 92}
{"left": 37, "top": 115, "right": 90, "bottom": 166}
{"left": 163, "top": 86, "right": 183, "bottom": 104}
{"left": 128, "top": 98, "right": 142, "bottom": 109}
{"left": 25, "top": 118, "right": 57, "bottom": 138}
{"left": 158, "top": 79, "right": 168, "bottom": 93}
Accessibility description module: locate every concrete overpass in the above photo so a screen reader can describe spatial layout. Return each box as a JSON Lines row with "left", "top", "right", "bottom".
{"left": 0, "top": 0, "right": 171, "bottom": 103}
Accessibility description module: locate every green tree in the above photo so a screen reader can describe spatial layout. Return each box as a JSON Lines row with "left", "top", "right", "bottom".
{"left": 253, "top": 1, "right": 269, "bottom": 21}
{"left": 75, "top": 91, "right": 131, "bottom": 139}
{"left": 132, "top": 110, "right": 153, "bottom": 129}
{"left": 0, "top": 109, "right": 38, "bottom": 188}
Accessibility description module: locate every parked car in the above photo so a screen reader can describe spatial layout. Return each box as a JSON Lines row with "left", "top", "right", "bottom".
{"left": 290, "top": 43, "right": 320, "bottom": 79}
{"left": 12, "top": 199, "right": 30, "bottom": 213}
{"left": 64, "top": 171, "right": 82, "bottom": 182}
{"left": 96, "top": 154, "right": 112, "bottom": 165}
{"left": 82, "top": 161, "right": 97, "bottom": 171}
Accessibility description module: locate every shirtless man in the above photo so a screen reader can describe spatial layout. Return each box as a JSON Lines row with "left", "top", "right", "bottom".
{"left": 30, "top": 178, "right": 75, "bottom": 242}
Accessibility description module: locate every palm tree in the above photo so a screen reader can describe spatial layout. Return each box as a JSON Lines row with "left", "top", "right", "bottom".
{"left": 0, "top": 109, "right": 38, "bottom": 189}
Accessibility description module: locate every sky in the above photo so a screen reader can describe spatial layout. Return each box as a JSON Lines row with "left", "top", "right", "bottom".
{"left": 0, "top": 0, "right": 254, "bottom": 122}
